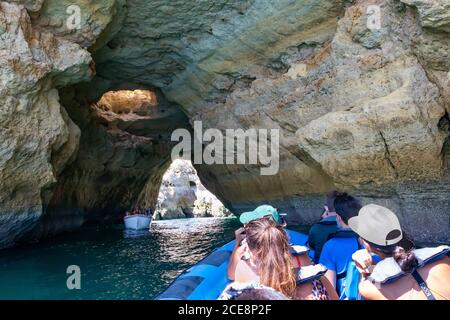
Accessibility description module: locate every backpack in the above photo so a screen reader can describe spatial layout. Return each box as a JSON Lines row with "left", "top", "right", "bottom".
{"left": 343, "top": 260, "right": 362, "bottom": 300}
{"left": 327, "top": 230, "right": 362, "bottom": 299}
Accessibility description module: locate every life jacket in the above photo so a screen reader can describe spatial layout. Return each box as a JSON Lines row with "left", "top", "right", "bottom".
{"left": 327, "top": 229, "right": 360, "bottom": 241}
{"left": 367, "top": 245, "right": 450, "bottom": 300}
{"left": 345, "top": 254, "right": 383, "bottom": 300}
{"left": 308, "top": 219, "right": 338, "bottom": 264}
{"left": 296, "top": 264, "right": 328, "bottom": 285}
{"left": 318, "top": 219, "right": 337, "bottom": 226}
{"left": 290, "top": 244, "right": 309, "bottom": 255}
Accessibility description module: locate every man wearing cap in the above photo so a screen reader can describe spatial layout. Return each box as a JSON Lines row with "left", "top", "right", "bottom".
{"left": 349, "top": 204, "right": 450, "bottom": 300}
{"left": 319, "top": 192, "right": 363, "bottom": 299}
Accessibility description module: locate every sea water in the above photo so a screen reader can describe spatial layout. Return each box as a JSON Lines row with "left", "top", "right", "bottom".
{"left": 0, "top": 217, "right": 242, "bottom": 300}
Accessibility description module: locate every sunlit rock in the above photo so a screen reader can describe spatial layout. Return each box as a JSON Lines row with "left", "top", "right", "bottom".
{"left": 151, "top": 160, "right": 231, "bottom": 220}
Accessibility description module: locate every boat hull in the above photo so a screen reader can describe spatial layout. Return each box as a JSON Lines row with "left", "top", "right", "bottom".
{"left": 155, "top": 229, "right": 313, "bottom": 300}
{"left": 124, "top": 215, "right": 152, "bottom": 230}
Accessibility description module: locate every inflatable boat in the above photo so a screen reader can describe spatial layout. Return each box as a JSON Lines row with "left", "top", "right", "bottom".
{"left": 124, "top": 214, "right": 152, "bottom": 230}
{"left": 155, "top": 229, "right": 312, "bottom": 300}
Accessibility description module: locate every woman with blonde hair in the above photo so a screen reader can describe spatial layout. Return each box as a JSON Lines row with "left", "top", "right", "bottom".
{"left": 226, "top": 217, "right": 338, "bottom": 299}
{"left": 244, "top": 217, "right": 297, "bottom": 297}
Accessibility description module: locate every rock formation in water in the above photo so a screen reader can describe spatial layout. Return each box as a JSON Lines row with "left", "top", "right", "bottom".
{"left": 0, "top": 0, "right": 449, "bottom": 248}
{"left": 147, "top": 159, "right": 231, "bottom": 220}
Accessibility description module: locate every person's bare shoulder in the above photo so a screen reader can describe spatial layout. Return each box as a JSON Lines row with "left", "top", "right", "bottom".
{"left": 429, "top": 255, "right": 450, "bottom": 270}
{"left": 235, "top": 260, "right": 258, "bottom": 283}
{"left": 359, "top": 279, "right": 387, "bottom": 300}
{"left": 425, "top": 256, "right": 450, "bottom": 299}
{"left": 421, "top": 256, "right": 450, "bottom": 283}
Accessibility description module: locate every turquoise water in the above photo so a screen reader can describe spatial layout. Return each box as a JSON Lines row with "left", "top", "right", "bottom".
{"left": 0, "top": 217, "right": 242, "bottom": 300}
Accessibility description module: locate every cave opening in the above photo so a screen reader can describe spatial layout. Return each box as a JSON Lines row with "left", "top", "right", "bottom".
{"left": 38, "top": 81, "right": 191, "bottom": 239}
{"left": 83, "top": 88, "right": 232, "bottom": 222}
{"left": 94, "top": 89, "right": 158, "bottom": 118}
{"left": 142, "top": 159, "right": 232, "bottom": 221}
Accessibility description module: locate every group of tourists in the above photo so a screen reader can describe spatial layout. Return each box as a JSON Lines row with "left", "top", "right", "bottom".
{"left": 125, "top": 207, "right": 152, "bottom": 216}
{"left": 220, "top": 192, "right": 450, "bottom": 300}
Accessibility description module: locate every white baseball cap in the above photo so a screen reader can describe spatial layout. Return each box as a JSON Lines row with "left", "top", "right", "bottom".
{"left": 348, "top": 204, "right": 403, "bottom": 246}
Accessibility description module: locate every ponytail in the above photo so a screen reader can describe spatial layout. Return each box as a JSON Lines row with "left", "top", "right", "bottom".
{"left": 368, "top": 240, "right": 418, "bottom": 273}
{"left": 245, "top": 218, "right": 297, "bottom": 297}
{"left": 393, "top": 246, "right": 418, "bottom": 273}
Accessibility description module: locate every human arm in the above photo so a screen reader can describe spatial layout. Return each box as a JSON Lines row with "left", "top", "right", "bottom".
{"left": 319, "top": 241, "right": 337, "bottom": 288}
{"left": 351, "top": 249, "right": 386, "bottom": 300}
{"left": 351, "top": 249, "right": 374, "bottom": 275}
{"left": 358, "top": 279, "right": 387, "bottom": 300}
{"left": 227, "top": 227, "right": 247, "bottom": 281}
{"left": 323, "top": 270, "right": 336, "bottom": 289}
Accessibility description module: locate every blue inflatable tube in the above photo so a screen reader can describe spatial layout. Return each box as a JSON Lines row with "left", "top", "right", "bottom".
{"left": 156, "top": 229, "right": 312, "bottom": 300}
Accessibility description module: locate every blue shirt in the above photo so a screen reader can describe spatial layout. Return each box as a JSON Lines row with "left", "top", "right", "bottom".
{"left": 319, "top": 228, "right": 360, "bottom": 299}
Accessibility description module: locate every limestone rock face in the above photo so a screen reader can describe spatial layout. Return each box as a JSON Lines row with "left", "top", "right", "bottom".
{"left": 151, "top": 160, "right": 231, "bottom": 220}
{"left": 180, "top": 0, "right": 449, "bottom": 243}
{"left": 1, "top": 0, "right": 450, "bottom": 247}
{"left": 8, "top": 0, "right": 127, "bottom": 49}
{"left": 0, "top": 2, "right": 92, "bottom": 248}
{"left": 94, "top": 0, "right": 345, "bottom": 105}
{"left": 295, "top": 5, "right": 446, "bottom": 189}
{"left": 401, "top": 0, "right": 450, "bottom": 32}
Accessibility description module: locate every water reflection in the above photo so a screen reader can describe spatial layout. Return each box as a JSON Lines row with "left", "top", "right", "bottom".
{"left": 123, "top": 229, "right": 151, "bottom": 239}
{"left": 0, "top": 217, "right": 240, "bottom": 300}
{"left": 152, "top": 217, "right": 238, "bottom": 266}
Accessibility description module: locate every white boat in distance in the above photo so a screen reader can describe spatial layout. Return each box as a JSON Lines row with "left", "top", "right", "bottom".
{"left": 124, "top": 214, "right": 152, "bottom": 230}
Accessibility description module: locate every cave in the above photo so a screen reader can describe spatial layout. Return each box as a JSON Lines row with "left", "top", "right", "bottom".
{"left": 150, "top": 159, "right": 231, "bottom": 220}
{"left": 1, "top": 0, "right": 450, "bottom": 250}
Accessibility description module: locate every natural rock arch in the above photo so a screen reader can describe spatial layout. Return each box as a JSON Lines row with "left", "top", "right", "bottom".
{"left": 1, "top": 0, "right": 449, "bottom": 248}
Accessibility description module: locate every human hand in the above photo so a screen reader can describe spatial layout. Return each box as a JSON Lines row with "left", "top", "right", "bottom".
{"left": 352, "top": 249, "right": 373, "bottom": 275}
{"left": 234, "top": 227, "right": 246, "bottom": 244}
{"left": 321, "top": 206, "right": 329, "bottom": 219}
{"left": 236, "top": 240, "right": 249, "bottom": 259}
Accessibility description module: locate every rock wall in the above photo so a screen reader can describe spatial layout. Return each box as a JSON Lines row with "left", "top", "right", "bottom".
{"left": 0, "top": 1, "right": 93, "bottom": 248}
{"left": 146, "top": 159, "right": 231, "bottom": 220}
{"left": 189, "top": 0, "right": 450, "bottom": 244}
{"left": 0, "top": 0, "right": 449, "bottom": 247}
